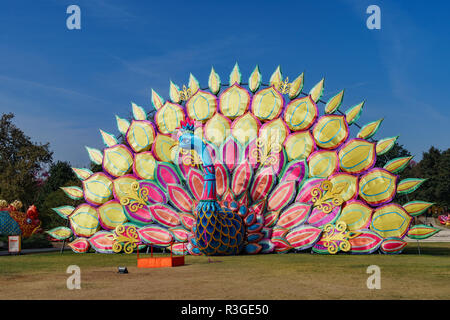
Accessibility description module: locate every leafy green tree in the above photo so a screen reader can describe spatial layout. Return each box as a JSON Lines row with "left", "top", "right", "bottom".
{"left": 36, "top": 161, "right": 82, "bottom": 229}
{"left": 39, "top": 180, "right": 83, "bottom": 230}
{"left": 437, "top": 149, "right": 450, "bottom": 208}
{"left": 407, "top": 147, "right": 450, "bottom": 214}
{"left": 90, "top": 162, "right": 103, "bottom": 173}
{"left": 0, "top": 113, "right": 53, "bottom": 206}
{"left": 41, "top": 161, "right": 76, "bottom": 194}
{"left": 35, "top": 161, "right": 77, "bottom": 205}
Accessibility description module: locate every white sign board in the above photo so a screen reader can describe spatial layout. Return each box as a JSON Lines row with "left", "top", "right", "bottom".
{"left": 8, "top": 235, "right": 21, "bottom": 253}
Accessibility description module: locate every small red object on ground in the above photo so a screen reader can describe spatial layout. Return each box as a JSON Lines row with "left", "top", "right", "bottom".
{"left": 137, "top": 243, "right": 185, "bottom": 268}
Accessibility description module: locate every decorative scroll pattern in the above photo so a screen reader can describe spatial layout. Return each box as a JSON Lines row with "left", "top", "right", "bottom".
{"left": 251, "top": 137, "right": 282, "bottom": 167}
{"left": 320, "top": 222, "right": 359, "bottom": 254}
{"left": 311, "top": 180, "right": 346, "bottom": 214}
{"left": 278, "top": 77, "right": 291, "bottom": 94}
{"left": 112, "top": 225, "right": 140, "bottom": 254}
{"left": 179, "top": 85, "right": 193, "bottom": 101}
{"left": 119, "top": 182, "right": 149, "bottom": 213}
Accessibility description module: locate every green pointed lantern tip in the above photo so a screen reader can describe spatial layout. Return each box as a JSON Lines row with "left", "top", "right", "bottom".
{"left": 270, "top": 65, "right": 283, "bottom": 88}
{"left": 248, "top": 65, "right": 262, "bottom": 93}
{"left": 309, "top": 77, "right": 325, "bottom": 103}
{"left": 99, "top": 129, "right": 118, "bottom": 148}
{"left": 229, "top": 62, "right": 242, "bottom": 86}
{"left": 115, "top": 115, "right": 131, "bottom": 136}
{"left": 208, "top": 66, "right": 221, "bottom": 95}
{"left": 85, "top": 146, "right": 103, "bottom": 165}
{"left": 150, "top": 89, "right": 165, "bottom": 111}
{"left": 169, "top": 80, "right": 181, "bottom": 104}
{"left": 131, "top": 101, "right": 148, "bottom": 120}
{"left": 345, "top": 100, "right": 365, "bottom": 125}
{"left": 324, "top": 89, "right": 345, "bottom": 114}
{"left": 189, "top": 73, "right": 200, "bottom": 94}
{"left": 288, "top": 72, "right": 305, "bottom": 99}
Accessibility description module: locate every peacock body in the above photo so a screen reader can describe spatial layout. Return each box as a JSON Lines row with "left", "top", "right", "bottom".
{"left": 47, "top": 64, "right": 440, "bottom": 255}
{"left": 177, "top": 119, "right": 244, "bottom": 255}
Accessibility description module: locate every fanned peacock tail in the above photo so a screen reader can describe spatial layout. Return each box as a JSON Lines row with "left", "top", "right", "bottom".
{"left": 48, "top": 64, "right": 439, "bottom": 255}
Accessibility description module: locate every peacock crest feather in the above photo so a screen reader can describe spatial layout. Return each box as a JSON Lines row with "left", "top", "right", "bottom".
{"left": 50, "top": 64, "right": 438, "bottom": 255}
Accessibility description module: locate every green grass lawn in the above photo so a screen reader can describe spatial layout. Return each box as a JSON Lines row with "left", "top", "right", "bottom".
{"left": 0, "top": 242, "right": 449, "bottom": 299}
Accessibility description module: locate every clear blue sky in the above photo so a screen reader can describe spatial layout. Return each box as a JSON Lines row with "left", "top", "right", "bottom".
{"left": 0, "top": 0, "right": 449, "bottom": 167}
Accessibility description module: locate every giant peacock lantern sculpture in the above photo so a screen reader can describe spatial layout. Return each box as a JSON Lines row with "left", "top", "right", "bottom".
{"left": 47, "top": 64, "right": 440, "bottom": 255}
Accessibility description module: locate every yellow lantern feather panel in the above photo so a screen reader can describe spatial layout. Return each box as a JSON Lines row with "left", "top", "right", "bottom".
{"left": 231, "top": 112, "right": 261, "bottom": 147}
{"left": 208, "top": 67, "right": 221, "bottom": 95}
{"left": 102, "top": 145, "right": 134, "bottom": 178}
{"left": 338, "top": 138, "right": 376, "bottom": 174}
{"left": 284, "top": 131, "right": 315, "bottom": 161}
{"left": 112, "top": 174, "right": 138, "bottom": 202}
{"left": 186, "top": 90, "right": 217, "bottom": 123}
{"left": 204, "top": 113, "right": 232, "bottom": 147}
{"left": 155, "top": 102, "right": 185, "bottom": 134}
{"left": 370, "top": 204, "right": 412, "bottom": 238}
{"left": 115, "top": 115, "right": 130, "bottom": 136}
{"left": 338, "top": 200, "right": 372, "bottom": 231}
{"left": 308, "top": 150, "right": 339, "bottom": 178}
{"left": 283, "top": 96, "right": 318, "bottom": 131}
{"left": 99, "top": 129, "right": 118, "bottom": 147}
{"left": 82, "top": 172, "right": 114, "bottom": 206}
{"left": 251, "top": 86, "right": 284, "bottom": 122}
{"left": 312, "top": 115, "right": 348, "bottom": 150}
{"left": 133, "top": 151, "right": 157, "bottom": 180}
{"left": 358, "top": 168, "right": 397, "bottom": 206}
{"left": 131, "top": 102, "right": 147, "bottom": 120}
{"left": 396, "top": 178, "right": 426, "bottom": 195}
{"left": 152, "top": 134, "right": 177, "bottom": 162}
{"left": 219, "top": 84, "right": 250, "bottom": 119}
{"left": 259, "top": 118, "right": 289, "bottom": 147}
{"left": 329, "top": 172, "right": 358, "bottom": 202}
{"left": 70, "top": 204, "right": 100, "bottom": 238}
{"left": 383, "top": 156, "right": 413, "bottom": 174}
{"left": 403, "top": 201, "right": 434, "bottom": 217}
{"left": 98, "top": 200, "right": 127, "bottom": 230}
{"left": 345, "top": 101, "right": 364, "bottom": 125}
{"left": 85, "top": 146, "right": 103, "bottom": 165}
{"left": 126, "top": 120, "right": 156, "bottom": 153}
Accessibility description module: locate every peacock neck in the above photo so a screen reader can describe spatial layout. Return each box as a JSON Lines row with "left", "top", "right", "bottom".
{"left": 191, "top": 137, "right": 217, "bottom": 202}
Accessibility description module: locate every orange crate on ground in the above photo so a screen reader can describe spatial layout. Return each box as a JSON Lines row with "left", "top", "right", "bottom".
{"left": 137, "top": 243, "right": 185, "bottom": 268}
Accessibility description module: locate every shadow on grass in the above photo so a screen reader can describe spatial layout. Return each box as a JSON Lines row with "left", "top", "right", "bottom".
{"left": 403, "top": 244, "right": 450, "bottom": 256}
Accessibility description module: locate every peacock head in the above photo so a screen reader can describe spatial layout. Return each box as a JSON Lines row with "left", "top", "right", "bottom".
{"left": 177, "top": 118, "right": 197, "bottom": 150}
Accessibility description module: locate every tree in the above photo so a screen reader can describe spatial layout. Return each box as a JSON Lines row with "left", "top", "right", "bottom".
{"left": 90, "top": 162, "right": 103, "bottom": 173}
{"left": 39, "top": 179, "right": 83, "bottom": 230}
{"left": 35, "top": 161, "right": 82, "bottom": 229}
{"left": 409, "top": 147, "right": 450, "bottom": 213}
{"left": 0, "top": 113, "right": 53, "bottom": 206}
{"left": 36, "top": 160, "right": 78, "bottom": 204}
